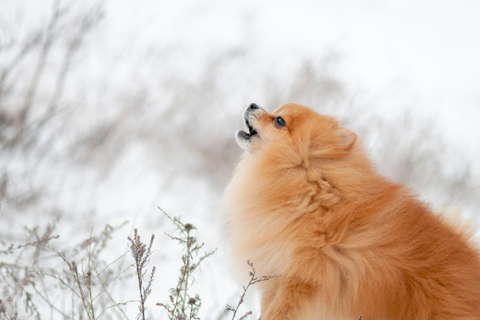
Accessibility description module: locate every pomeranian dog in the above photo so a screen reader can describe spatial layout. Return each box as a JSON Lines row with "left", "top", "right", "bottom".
{"left": 223, "top": 103, "right": 480, "bottom": 320}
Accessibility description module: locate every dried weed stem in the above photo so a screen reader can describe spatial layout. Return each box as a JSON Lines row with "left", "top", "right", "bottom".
{"left": 128, "top": 229, "right": 156, "bottom": 320}
{"left": 226, "top": 260, "right": 274, "bottom": 320}
{"left": 157, "top": 208, "right": 216, "bottom": 320}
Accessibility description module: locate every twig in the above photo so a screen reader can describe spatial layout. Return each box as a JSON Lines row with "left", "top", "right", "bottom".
{"left": 128, "top": 229, "right": 156, "bottom": 320}
{"left": 156, "top": 208, "right": 216, "bottom": 320}
{"left": 31, "top": 284, "right": 69, "bottom": 318}
{"left": 16, "top": 0, "right": 63, "bottom": 140}
{"left": 226, "top": 260, "right": 275, "bottom": 320}
{"left": 0, "top": 227, "right": 59, "bottom": 255}
{"left": 96, "top": 300, "right": 138, "bottom": 320}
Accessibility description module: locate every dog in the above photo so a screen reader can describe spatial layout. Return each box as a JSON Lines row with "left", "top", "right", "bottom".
{"left": 223, "top": 103, "right": 480, "bottom": 319}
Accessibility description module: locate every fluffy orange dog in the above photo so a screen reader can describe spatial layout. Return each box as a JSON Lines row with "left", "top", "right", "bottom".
{"left": 223, "top": 103, "right": 480, "bottom": 319}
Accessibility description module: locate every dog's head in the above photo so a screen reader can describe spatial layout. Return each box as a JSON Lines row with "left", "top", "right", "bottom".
{"left": 236, "top": 103, "right": 357, "bottom": 159}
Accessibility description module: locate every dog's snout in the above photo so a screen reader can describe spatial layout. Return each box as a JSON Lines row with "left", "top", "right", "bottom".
{"left": 245, "top": 103, "right": 261, "bottom": 121}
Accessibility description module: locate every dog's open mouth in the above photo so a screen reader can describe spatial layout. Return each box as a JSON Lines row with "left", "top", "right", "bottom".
{"left": 237, "top": 118, "right": 258, "bottom": 141}
{"left": 245, "top": 119, "right": 258, "bottom": 137}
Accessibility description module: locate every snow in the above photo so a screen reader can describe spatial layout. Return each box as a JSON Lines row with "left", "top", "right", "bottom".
{"left": 1, "top": 0, "right": 479, "bottom": 318}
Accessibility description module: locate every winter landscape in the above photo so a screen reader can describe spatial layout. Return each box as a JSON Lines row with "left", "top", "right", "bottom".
{"left": 1, "top": 0, "right": 479, "bottom": 319}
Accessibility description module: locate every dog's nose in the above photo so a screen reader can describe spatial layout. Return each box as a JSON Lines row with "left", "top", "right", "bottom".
{"left": 248, "top": 103, "right": 259, "bottom": 111}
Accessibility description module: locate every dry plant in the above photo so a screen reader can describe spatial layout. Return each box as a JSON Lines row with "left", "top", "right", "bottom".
{"left": 128, "top": 229, "right": 156, "bottom": 320}
{"left": 0, "top": 221, "right": 136, "bottom": 320}
{"left": 0, "top": 225, "right": 58, "bottom": 319}
{"left": 47, "top": 222, "right": 134, "bottom": 320}
{"left": 0, "top": 0, "right": 106, "bottom": 230}
{"left": 226, "top": 260, "right": 274, "bottom": 320}
{"left": 157, "top": 208, "right": 217, "bottom": 320}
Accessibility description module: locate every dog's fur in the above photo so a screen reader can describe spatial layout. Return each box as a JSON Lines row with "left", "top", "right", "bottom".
{"left": 223, "top": 103, "right": 480, "bottom": 319}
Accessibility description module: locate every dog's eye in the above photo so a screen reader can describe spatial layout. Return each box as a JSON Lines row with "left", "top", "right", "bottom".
{"left": 275, "top": 116, "right": 286, "bottom": 127}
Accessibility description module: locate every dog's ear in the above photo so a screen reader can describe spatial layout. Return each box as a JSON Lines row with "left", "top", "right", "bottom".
{"left": 338, "top": 127, "right": 357, "bottom": 151}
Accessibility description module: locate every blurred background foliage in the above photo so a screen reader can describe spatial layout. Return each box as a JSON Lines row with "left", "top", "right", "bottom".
{"left": 0, "top": 0, "right": 479, "bottom": 319}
